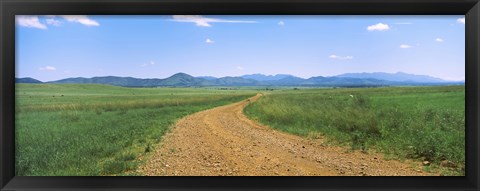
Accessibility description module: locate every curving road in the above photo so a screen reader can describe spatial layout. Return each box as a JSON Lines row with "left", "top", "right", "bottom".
{"left": 139, "top": 94, "right": 432, "bottom": 176}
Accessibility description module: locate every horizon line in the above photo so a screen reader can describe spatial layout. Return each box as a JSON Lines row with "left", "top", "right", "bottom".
{"left": 16, "top": 71, "right": 465, "bottom": 82}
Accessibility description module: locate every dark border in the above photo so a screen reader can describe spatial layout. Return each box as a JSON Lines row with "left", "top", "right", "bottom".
{"left": 1, "top": 0, "right": 479, "bottom": 190}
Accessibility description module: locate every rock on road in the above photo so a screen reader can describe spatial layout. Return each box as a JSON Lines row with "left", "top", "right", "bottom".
{"left": 139, "top": 94, "right": 432, "bottom": 176}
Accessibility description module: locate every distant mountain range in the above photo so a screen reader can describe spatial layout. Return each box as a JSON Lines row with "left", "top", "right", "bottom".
{"left": 16, "top": 72, "right": 464, "bottom": 87}
{"left": 241, "top": 74, "right": 297, "bottom": 81}
{"left": 335, "top": 72, "right": 447, "bottom": 83}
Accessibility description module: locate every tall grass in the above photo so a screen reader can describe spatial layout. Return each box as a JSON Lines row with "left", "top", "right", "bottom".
{"left": 16, "top": 84, "right": 255, "bottom": 176}
{"left": 244, "top": 86, "right": 465, "bottom": 174}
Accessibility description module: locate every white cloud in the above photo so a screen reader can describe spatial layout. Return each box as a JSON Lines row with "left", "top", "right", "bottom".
{"left": 457, "top": 17, "right": 465, "bottom": 24}
{"left": 278, "top": 21, "right": 285, "bottom": 26}
{"left": 205, "top": 38, "right": 215, "bottom": 44}
{"left": 61, "top": 15, "right": 100, "bottom": 26}
{"left": 17, "top": 15, "right": 99, "bottom": 29}
{"left": 46, "top": 18, "right": 62, "bottom": 26}
{"left": 400, "top": 44, "right": 412, "bottom": 49}
{"left": 236, "top": 66, "right": 244, "bottom": 70}
{"left": 171, "top": 15, "right": 257, "bottom": 27}
{"left": 435, "top": 38, "right": 444, "bottom": 42}
{"left": 329, "top": 54, "right": 353, "bottom": 60}
{"left": 367, "top": 23, "right": 390, "bottom": 31}
{"left": 39, "top": 66, "right": 56, "bottom": 71}
{"left": 16, "top": 16, "right": 47, "bottom": 29}
{"left": 142, "top": 61, "right": 155, "bottom": 67}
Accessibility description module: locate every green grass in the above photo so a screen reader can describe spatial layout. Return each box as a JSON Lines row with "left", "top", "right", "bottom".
{"left": 16, "top": 84, "right": 255, "bottom": 176}
{"left": 244, "top": 86, "right": 465, "bottom": 175}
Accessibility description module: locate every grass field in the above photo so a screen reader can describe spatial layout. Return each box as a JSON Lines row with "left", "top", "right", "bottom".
{"left": 15, "top": 83, "right": 465, "bottom": 176}
{"left": 244, "top": 86, "right": 465, "bottom": 175}
{"left": 15, "top": 84, "right": 255, "bottom": 176}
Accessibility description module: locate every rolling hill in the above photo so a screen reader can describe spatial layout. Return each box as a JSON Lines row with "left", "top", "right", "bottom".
{"left": 16, "top": 77, "right": 43, "bottom": 84}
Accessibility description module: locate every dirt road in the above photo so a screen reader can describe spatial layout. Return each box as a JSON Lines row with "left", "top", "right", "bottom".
{"left": 139, "top": 94, "right": 432, "bottom": 176}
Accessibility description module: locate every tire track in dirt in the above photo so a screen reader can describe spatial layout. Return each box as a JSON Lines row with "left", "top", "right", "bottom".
{"left": 139, "top": 94, "right": 433, "bottom": 176}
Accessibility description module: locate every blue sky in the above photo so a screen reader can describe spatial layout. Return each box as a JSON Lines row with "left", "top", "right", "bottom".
{"left": 16, "top": 15, "right": 465, "bottom": 82}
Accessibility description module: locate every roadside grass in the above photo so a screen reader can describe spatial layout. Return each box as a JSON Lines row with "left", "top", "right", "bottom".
{"left": 16, "top": 84, "right": 255, "bottom": 176}
{"left": 244, "top": 86, "right": 465, "bottom": 175}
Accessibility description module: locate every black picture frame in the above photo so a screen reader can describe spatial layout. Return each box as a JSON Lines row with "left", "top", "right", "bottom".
{"left": 1, "top": 0, "right": 479, "bottom": 190}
